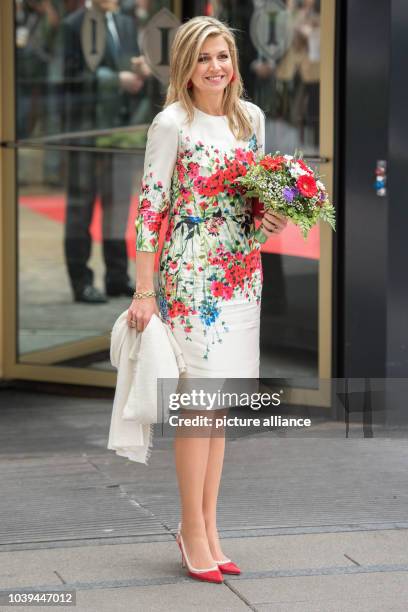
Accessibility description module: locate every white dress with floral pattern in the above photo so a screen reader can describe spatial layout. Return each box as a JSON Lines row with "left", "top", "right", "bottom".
{"left": 135, "top": 100, "right": 265, "bottom": 377}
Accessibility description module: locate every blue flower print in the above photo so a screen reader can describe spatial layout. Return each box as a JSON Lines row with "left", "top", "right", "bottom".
{"left": 159, "top": 291, "right": 169, "bottom": 321}
{"left": 248, "top": 133, "right": 258, "bottom": 152}
{"left": 199, "top": 298, "right": 220, "bottom": 327}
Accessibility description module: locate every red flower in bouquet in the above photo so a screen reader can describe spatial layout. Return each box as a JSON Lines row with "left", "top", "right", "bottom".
{"left": 260, "top": 155, "right": 285, "bottom": 172}
{"left": 296, "top": 174, "right": 318, "bottom": 198}
{"left": 297, "top": 159, "right": 313, "bottom": 174}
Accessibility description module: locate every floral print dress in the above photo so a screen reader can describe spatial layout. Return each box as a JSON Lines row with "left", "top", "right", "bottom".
{"left": 135, "top": 100, "right": 265, "bottom": 377}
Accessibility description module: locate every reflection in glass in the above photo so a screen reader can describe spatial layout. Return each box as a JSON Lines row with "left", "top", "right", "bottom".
{"left": 15, "top": 0, "right": 175, "bottom": 369}
{"left": 250, "top": 0, "right": 320, "bottom": 156}
{"left": 205, "top": 0, "right": 321, "bottom": 156}
{"left": 17, "top": 147, "right": 143, "bottom": 367}
{"left": 14, "top": 0, "right": 169, "bottom": 144}
{"left": 192, "top": 0, "right": 321, "bottom": 385}
{"left": 14, "top": 1, "right": 321, "bottom": 383}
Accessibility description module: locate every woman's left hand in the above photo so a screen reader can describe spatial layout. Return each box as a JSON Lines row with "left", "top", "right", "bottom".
{"left": 260, "top": 210, "right": 288, "bottom": 238}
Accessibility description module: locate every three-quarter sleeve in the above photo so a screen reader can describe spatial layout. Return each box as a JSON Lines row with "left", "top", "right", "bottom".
{"left": 135, "top": 111, "right": 179, "bottom": 252}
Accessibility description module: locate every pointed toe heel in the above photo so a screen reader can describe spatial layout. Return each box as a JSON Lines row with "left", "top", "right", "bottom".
{"left": 215, "top": 559, "right": 241, "bottom": 575}
{"left": 176, "top": 523, "right": 224, "bottom": 583}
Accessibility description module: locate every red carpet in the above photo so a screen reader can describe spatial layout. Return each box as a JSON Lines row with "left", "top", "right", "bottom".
{"left": 20, "top": 194, "right": 320, "bottom": 270}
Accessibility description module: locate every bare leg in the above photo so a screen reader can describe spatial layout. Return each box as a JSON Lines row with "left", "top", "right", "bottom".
{"left": 174, "top": 412, "right": 216, "bottom": 568}
{"left": 202, "top": 410, "right": 228, "bottom": 561}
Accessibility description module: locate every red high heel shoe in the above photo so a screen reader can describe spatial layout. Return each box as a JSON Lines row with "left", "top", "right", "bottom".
{"left": 214, "top": 558, "right": 241, "bottom": 575}
{"left": 176, "top": 523, "right": 223, "bottom": 584}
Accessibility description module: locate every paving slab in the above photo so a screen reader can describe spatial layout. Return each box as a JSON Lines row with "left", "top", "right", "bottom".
{"left": 2, "top": 530, "right": 408, "bottom": 589}
{"left": 3, "top": 583, "right": 249, "bottom": 612}
{"left": 75, "top": 583, "right": 249, "bottom": 612}
{"left": 0, "top": 568, "right": 62, "bottom": 590}
{"left": 211, "top": 529, "right": 408, "bottom": 571}
{"left": 0, "top": 542, "right": 180, "bottom": 588}
{"left": 255, "top": 598, "right": 408, "bottom": 612}
{"left": 232, "top": 571, "right": 408, "bottom": 609}
{"left": 330, "top": 528, "right": 408, "bottom": 565}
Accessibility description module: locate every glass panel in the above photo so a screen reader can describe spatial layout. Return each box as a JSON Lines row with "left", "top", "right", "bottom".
{"left": 15, "top": 0, "right": 322, "bottom": 384}
{"left": 191, "top": 0, "right": 321, "bottom": 386}
{"left": 15, "top": 0, "right": 174, "bottom": 146}
{"left": 15, "top": 1, "right": 180, "bottom": 369}
{"left": 17, "top": 146, "right": 145, "bottom": 369}
{"left": 193, "top": 0, "right": 320, "bottom": 156}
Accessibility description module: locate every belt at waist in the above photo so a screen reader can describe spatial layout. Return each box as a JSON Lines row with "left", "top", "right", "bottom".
{"left": 170, "top": 211, "right": 249, "bottom": 225}
{"left": 168, "top": 212, "right": 251, "bottom": 261}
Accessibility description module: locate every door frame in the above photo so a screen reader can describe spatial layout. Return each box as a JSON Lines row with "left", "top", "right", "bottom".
{"left": 286, "top": 0, "right": 336, "bottom": 408}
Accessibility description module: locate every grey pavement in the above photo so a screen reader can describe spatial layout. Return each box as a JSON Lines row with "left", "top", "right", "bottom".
{"left": 0, "top": 388, "right": 407, "bottom": 611}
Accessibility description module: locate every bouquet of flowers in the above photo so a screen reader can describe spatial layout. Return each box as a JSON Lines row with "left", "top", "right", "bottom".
{"left": 236, "top": 153, "right": 336, "bottom": 242}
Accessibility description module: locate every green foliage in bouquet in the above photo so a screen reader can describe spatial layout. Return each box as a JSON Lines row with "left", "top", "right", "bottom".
{"left": 236, "top": 152, "right": 336, "bottom": 240}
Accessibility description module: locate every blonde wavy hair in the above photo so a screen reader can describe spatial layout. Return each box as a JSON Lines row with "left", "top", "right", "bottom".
{"left": 164, "top": 16, "right": 253, "bottom": 141}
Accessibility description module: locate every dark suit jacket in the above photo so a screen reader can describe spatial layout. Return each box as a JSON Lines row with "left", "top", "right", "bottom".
{"left": 63, "top": 8, "right": 141, "bottom": 134}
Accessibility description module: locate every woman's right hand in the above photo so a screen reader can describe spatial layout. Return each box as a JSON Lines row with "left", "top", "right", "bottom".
{"left": 127, "top": 297, "right": 160, "bottom": 332}
{"left": 261, "top": 210, "right": 288, "bottom": 237}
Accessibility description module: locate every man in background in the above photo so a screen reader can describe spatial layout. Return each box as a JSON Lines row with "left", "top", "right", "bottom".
{"left": 63, "top": 0, "right": 149, "bottom": 303}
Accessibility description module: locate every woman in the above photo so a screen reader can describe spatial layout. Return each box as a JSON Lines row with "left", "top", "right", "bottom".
{"left": 127, "top": 16, "right": 287, "bottom": 583}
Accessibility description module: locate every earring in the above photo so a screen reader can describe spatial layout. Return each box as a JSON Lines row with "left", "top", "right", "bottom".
{"left": 187, "top": 79, "right": 193, "bottom": 89}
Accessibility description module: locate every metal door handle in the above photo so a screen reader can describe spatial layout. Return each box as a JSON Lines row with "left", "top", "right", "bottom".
{"left": 303, "top": 156, "right": 331, "bottom": 164}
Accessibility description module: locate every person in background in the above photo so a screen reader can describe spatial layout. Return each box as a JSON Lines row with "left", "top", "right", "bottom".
{"left": 63, "top": 0, "right": 149, "bottom": 303}
{"left": 15, "top": 0, "right": 60, "bottom": 140}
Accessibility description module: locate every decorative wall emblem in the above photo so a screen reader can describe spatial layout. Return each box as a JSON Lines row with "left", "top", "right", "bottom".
{"left": 250, "top": 0, "right": 293, "bottom": 64}
{"left": 141, "top": 8, "right": 180, "bottom": 85}
{"left": 81, "top": 7, "right": 106, "bottom": 72}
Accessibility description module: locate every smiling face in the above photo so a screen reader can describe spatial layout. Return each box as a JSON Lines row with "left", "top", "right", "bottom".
{"left": 189, "top": 34, "right": 234, "bottom": 94}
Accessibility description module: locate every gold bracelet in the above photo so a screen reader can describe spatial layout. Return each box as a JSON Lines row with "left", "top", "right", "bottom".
{"left": 133, "top": 290, "right": 157, "bottom": 299}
